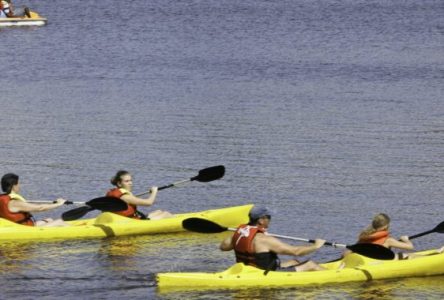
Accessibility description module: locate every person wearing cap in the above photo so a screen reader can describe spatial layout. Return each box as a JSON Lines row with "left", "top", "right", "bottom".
{"left": 220, "top": 206, "right": 326, "bottom": 272}
{"left": 0, "top": 0, "right": 31, "bottom": 18}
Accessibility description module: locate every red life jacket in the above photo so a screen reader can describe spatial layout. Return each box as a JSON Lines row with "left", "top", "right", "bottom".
{"left": 358, "top": 230, "right": 389, "bottom": 245}
{"left": 232, "top": 224, "right": 279, "bottom": 270}
{"left": 0, "top": 194, "right": 35, "bottom": 226}
{"left": 106, "top": 188, "right": 140, "bottom": 219}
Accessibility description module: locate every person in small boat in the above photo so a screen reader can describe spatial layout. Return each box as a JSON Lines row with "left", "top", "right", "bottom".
{"left": 338, "top": 213, "right": 444, "bottom": 265}
{"left": 106, "top": 170, "right": 173, "bottom": 220}
{"left": 357, "top": 213, "right": 414, "bottom": 258}
{"left": 0, "top": 1, "right": 4, "bottom": 17}
{"left": 0, "top": 173, "right": 67, "bottom": 227}
{"left": 0, "top": 0, "right": 31, "bottom": 18}
{"left": 220, "top": 206, "right": 326, "bottom": 272}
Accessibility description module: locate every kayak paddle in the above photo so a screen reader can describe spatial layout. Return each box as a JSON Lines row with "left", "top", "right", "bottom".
{"left": 182, "top": 217, "right": 395, "bottom": 260}
{"left": 61, "top": 197, "right": 128, "bottom": 221}
{"left": 28, "top": 200, "right": 80, "bottom": 205}
{"left": 62, "top": 165, "right": 226, "bottom": 221}
{"left": 408, "top": 220, "right": 444, "bottom": 240}
{"left": 136, "top": 165, "right": 225, "bottom": 195}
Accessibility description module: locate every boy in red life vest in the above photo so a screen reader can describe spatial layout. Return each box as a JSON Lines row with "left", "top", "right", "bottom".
{"left": 220, "top": 206, "right": 326, "bottom": 272}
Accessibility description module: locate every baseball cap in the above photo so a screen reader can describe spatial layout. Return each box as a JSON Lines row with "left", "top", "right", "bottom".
{"left": 249, "top": 206, "right": 272, "bottom": 220}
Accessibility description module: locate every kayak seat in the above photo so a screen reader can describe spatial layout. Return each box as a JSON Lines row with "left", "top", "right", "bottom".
{"left": 340, "top": 253, "right": 368, "bottom": 268}
{"left": 94, "top": 212, "right": 131, "bottom": 225}
{"left": 222, "top": 263, "right": 259, "bottom": 276}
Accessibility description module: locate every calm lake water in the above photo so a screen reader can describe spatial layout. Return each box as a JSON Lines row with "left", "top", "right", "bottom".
{"left": 1, "top": 0, "right": 443, "bottom": 299}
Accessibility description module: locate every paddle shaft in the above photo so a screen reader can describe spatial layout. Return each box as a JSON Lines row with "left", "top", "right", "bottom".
{"left": 404, "top": 221, "right": 444, "bottom": 240}
{"left": 135, "top": 165, "right": 225, "bottom": 196}
{"left": 409, "top": 229, "right": 437, "bottom": 240}
{"left": 260, "top": 232, "right": 392, "bottom": 258}
{"left": 31, "top": 179, "right": 193, "bottom": 205}
{"left": 29, "top": 180, "right": 189, "bottom": 204}
{"left": 28, "top": 200, "right": 75, "bottom": 205}
{"left": 223, "top": 227, "right": 347, "bottom": 248}
{"left": 135, "top": 179, "right": 191, "bottom": 197}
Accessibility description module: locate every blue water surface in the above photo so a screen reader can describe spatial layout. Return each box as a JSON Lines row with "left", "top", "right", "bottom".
{"left": 0, "top": 0, "right": 443, "bottom": 299}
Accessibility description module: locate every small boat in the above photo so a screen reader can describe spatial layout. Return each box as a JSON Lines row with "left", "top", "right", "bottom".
{"left": 0, "top": 204, "right": 252, "bottom": 241}
{"left": 0, "top": 11, "right": 47, "bottom": 27}
{"left": 157, "top": 248, "right": 444, "bottom": 290}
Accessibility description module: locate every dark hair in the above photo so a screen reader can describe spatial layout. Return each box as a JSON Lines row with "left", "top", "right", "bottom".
{"left": 248, "top": 219, "right": 259, "bottom": 226}
{"left": 110, "top": 170, "right": 130, "bottom": 186}
{"left": 248, "top": 215, "right": 271, "bottom": 226}
{"left": 1, "top": 173, "right": 19, "bottom": 194}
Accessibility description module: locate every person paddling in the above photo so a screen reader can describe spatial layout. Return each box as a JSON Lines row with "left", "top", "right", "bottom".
{"left": 106, "top": 170, "right": 173, "bottom": 220}
{"left": 357, "top": 213, "right": 413, "bottom": 259}
{"left": 0, "top": 0, "right": 31, "bottom": 18}
{"left": 220, "top": 206, "right": 326, "bottom": 272}
{"left": 340, "top": 213, "right": 444, "bottom": 264}
{"left": 0, "top": 173, "right": 67, "bottom": 227}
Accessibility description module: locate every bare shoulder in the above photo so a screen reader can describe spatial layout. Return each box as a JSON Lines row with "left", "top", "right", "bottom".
{"left": 8, "top": 200, "right": 33, "bottom": 212}
{"left": 255, "top": 233, "right": 282, "bottom": 246}
{"left": 385, "top": 236, "right": 409, "bottom": 249}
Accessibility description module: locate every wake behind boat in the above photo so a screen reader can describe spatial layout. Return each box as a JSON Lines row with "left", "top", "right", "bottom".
{"left": 0, "top": 10, "right": 47, "bottom": 27}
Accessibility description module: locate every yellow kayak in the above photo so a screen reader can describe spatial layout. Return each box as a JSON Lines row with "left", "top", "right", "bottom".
{"left": 157, "top": 248, "right": 444, "bottom": 290}
{"left": 0, "top": 204, "right": 252, "bottom": 241}
{"left": 0, "top": 11, "right": 47, "bottom": 27}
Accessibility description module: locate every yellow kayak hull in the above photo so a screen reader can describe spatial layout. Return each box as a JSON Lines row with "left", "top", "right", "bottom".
{"left": 0, "top": 11, "right": 47, "bottom": 27}
{"left": 157, "top": 249, "right": 444, "bottom": 290}
{"left": 0, "top": 204, "right": 252, "bottom": 241}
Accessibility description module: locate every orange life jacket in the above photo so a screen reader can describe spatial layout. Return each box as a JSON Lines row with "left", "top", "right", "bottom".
{"left": 358, "top": 230, "right": 389, "bottom": 245}
{"left": 232, "top": 224, "right": 279, "bottom": 270}
{"left": 106, "top": 188, "right": 140, "bottom": 219}
{"left": 0, "top": 194, "right": 35, "bottom": 226}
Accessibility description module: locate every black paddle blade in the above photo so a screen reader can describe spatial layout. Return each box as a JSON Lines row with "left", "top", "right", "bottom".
{"left": 408, "top": 220, "right": 444, "bottom": 240}
{"left": 347, "top": 243, "right": 395, "bottom": 260}
{"left": 192, "top": 165, "right": 225, "bottom": 182}
{"left": 85, "top": 197, "right": 128, "bottom": 211}
{"left": 61, "top": 197, "right": 128, "bottom": 221}
{"left": 62, "top": 206, "right": 94, "bottom": 221}
{"left": 434, "top": 221, "right": 444, "bottom": 233}
{"left": 182, "top": 217, "right": 228, "bottom": 233}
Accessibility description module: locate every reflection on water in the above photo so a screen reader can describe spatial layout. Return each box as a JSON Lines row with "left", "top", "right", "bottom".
{"left": 1, "top": 231, "right": 443, "bottom": 299}
{"left": 0, "top": 242, "right": 39, "bottom": 274}
{"left": 1, "top": 0, "right": 443, "bottom": 298}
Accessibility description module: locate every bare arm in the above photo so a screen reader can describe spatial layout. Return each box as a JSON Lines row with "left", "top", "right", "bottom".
{"left": 9, "top": 199, "right": 66, "bottom": 213}
{"left": 5, "top": 2, "right": 14, "bottom": 17}
{"left": 220, "top": 234, "right": 234, "bottom": 251}
{"left": 256, "top": 234, "right": 325, "bottom": 256}
{"left": 120, "top": 186, "right": 158, "bottom": 206}
{"left": 385, "top": 236, "right": 414, "bottom": 251}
